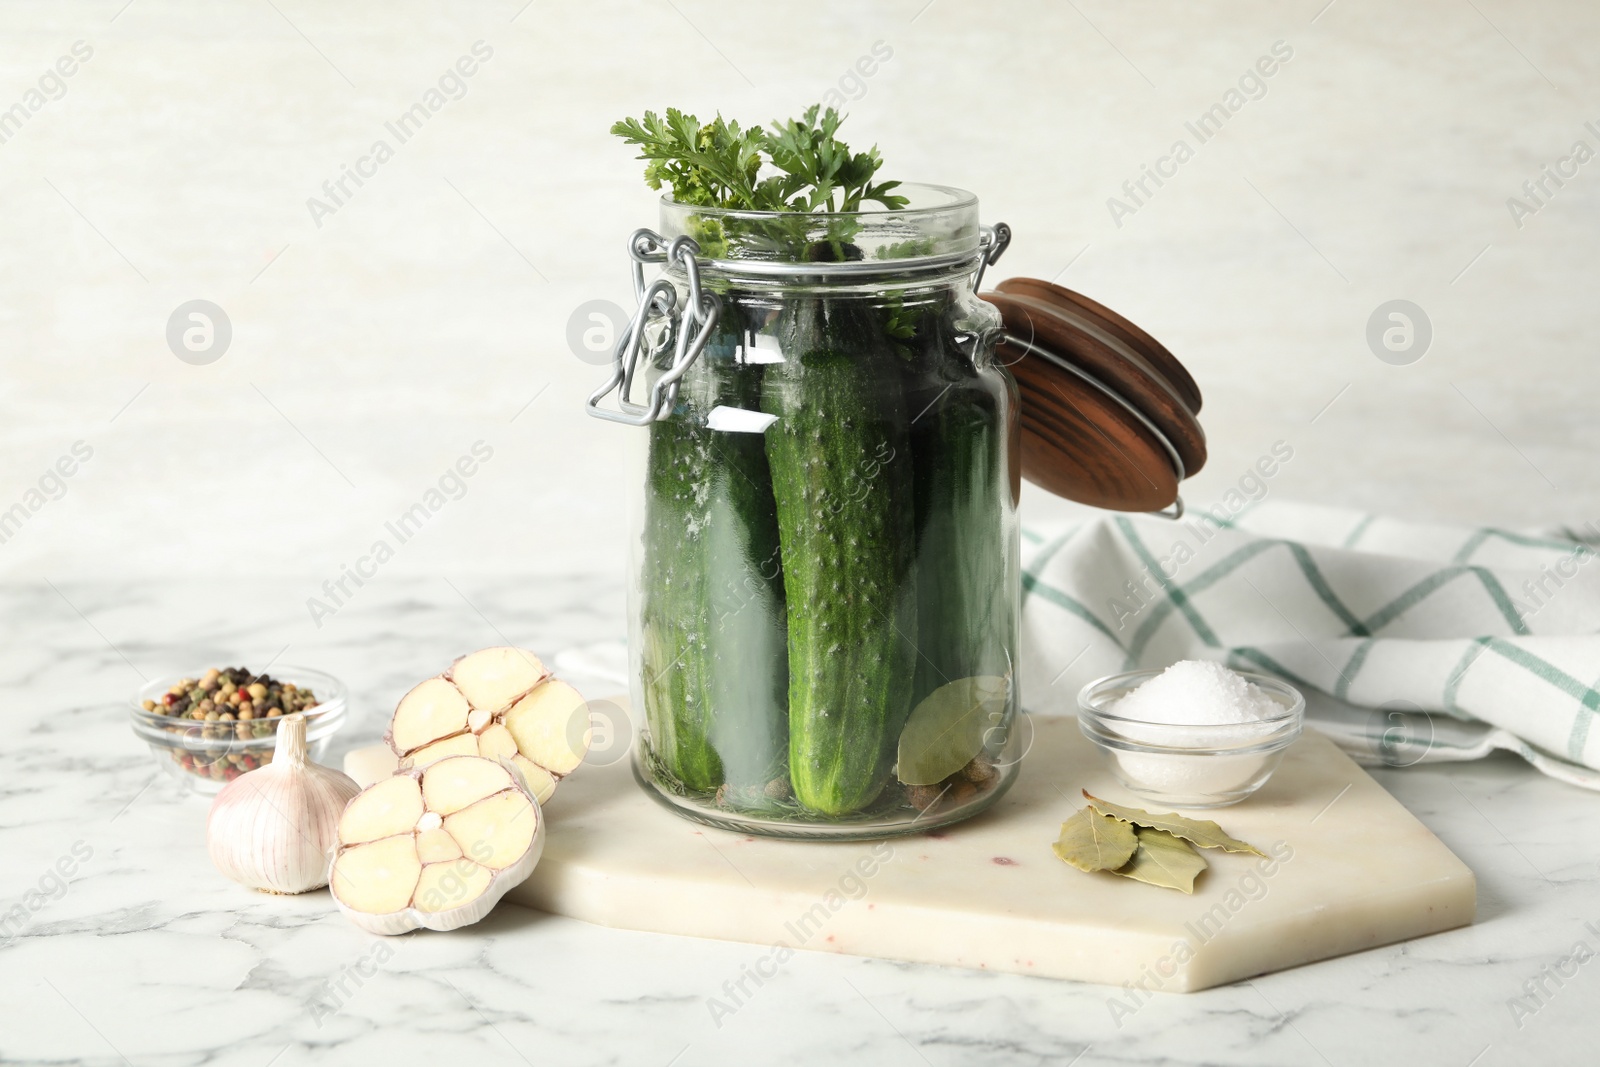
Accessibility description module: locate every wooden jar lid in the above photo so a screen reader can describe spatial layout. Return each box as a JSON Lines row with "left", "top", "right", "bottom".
{"left": 982, "top": 278, "right": 1204, "bottom": 513}
{"left": 995, "top": 277, "right": 1202, "bottom": 414}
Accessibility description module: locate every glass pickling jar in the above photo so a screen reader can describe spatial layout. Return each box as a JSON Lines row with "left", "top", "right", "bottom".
{"left": 588, "top": 184, "right": 1023, "bottom": 839}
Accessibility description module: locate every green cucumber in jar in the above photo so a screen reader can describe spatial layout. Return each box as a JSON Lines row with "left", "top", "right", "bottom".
{"left": 762, "top": 295, "right": 917, "bottom": 816}
{"left": 639, "top": 320, "right": 788, "bottom": 796}
{"left": 907, "top": 314, "right": 1016, "bottom": 704}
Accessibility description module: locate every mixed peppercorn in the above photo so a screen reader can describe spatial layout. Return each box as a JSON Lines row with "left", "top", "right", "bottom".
{"left": 141, "top": 667, "right": 320, "bottom": 782}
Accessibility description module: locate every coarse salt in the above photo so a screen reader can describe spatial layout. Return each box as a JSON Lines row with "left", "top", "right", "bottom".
{"left": 1111, "top": 659, "right": 1281, "bottom": 728}
{"left": 1102, "top": 660, "right": 1290, "bottom": 803}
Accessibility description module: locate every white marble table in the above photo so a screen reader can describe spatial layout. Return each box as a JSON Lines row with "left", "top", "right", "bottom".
{"left": 7, "top": 0, "right": 1600, "bottom": 1062}
{"left": 3, "top": 577, "right": 1597, "bottom": 1067}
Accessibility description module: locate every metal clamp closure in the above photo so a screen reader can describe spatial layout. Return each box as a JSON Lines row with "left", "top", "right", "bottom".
{"left": 973, "top": 222, "right": 1011, "bottom": 292}
{"left": 586, "top": 229, "right": 722, "bottom": 426}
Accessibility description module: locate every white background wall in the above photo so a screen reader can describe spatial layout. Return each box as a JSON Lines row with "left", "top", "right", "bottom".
{"left": 4, "top": 0, "right": 1597, "bottom": 592}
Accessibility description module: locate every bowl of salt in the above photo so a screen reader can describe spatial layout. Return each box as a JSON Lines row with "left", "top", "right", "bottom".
{"left": 1076, "top": 661, "right": 1304, "bottom": 808}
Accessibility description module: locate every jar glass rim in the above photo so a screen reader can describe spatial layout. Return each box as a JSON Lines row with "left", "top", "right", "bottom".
{"left": 659, "top": 182, "right": 977, "bottom": 221}
{"left": 657, "top": 183, "right": 984, "bottom": 276}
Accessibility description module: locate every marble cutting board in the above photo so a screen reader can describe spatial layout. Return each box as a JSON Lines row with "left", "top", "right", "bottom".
{"left": 503, "top": 714, "right": 1475, "bottom": 992}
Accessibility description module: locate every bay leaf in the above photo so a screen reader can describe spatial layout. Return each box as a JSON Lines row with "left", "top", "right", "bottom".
{"left": 896, "top": 675, "right": 1008, "bottom": 786}
{"left": 1110, "top": 827, "right": 1208, "bottom": 893}
{"left": 1051, "top": 807, "right": 1138, "bottom": 873}
{"left": 1083, "top": 791, "right": 1266, "bottom": 857}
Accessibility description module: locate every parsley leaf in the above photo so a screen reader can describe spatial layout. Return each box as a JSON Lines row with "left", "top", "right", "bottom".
{"left": 611, "top": 105, "right": 905, "bottom": 215}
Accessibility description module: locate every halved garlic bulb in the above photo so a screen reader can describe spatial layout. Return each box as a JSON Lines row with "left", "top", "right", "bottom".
{"left": 384, "top": 646, "right": 591, "bottom": 803}
{"left": 329, "top": 754, "right": 543, "bottom": 934}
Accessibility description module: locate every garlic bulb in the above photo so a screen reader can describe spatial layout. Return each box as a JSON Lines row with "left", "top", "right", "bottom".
{"left": 385, "top": 646, "right": 592, "bottom": 804}
{"left": 206, "top": 713, "right": 361, "bottom": 894}
{"left": 329, "top": 754, "right": 544, "bottom": 934}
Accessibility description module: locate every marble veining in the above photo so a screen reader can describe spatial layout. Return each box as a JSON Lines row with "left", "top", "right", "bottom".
{"left": 6, "top": 0, "right": 1600, "bottom": 1059}
{"left": 3, "top": 576, "right": 1599, "bottom": 1066}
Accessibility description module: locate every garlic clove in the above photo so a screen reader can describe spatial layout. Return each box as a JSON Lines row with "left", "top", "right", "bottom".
{"left": 510, "top": 756, "right": 557, "bottom": 804}
{"left": 388, "top": 678, "right": 471, "bottom": 754}
{"left": 339, "top": 774, "right": 424, "bottom": 845}
{"left": 447, "top": 646, "right": 548, "bottom": 713}
{"left": 443, "top": 790, "right": 538, "bottom": 870}
{"left": 477, "top": 722, "right": 518, "bottom": 761}
{"left": 330, "top": 754, "right": 543, "bottom": 935}
{"left": 406, "top": 731, "right": 480, "bottom": 766}
{"left": 503, "top": 680, "right": 590, "bottom": 776}
{"left": 421, "top": 755, "right": 513, "bottom": 815}
{"left": 330, "top": 834, "right": 423, "bottom": 914}
{"left": 415, "top": 861, "right": 493, "bottom": 912}
{"left": 206, "top": 713, "right": 361, "bottom": 895}
{"left": 417, "top": 827, "right": 463, "bottom": 863}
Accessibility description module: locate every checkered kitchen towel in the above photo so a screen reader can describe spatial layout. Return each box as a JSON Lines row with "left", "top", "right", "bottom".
{"left": 1021, "top": 501, "right": 1600, "bottom": 789}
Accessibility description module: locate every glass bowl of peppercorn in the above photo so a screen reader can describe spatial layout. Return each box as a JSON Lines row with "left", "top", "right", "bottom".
{"left": 129, "top": 665, "right": 348, "bottom": 794}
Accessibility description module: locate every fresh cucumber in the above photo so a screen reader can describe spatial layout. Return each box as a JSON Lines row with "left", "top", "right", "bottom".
{"left": 762, "top": 296, "right": 917, "bottom": 815}
{"left": 908, "top": 341, "right": 1016, "bottom": 704}
{"left": 639, "top": 318, "right": 788, "bottom": 796}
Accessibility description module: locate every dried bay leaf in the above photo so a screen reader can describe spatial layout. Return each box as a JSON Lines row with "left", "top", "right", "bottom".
{"left": 1083, "top": 791, "right": 1266, "bottom": 857}
{"left": 896, "top": 675, "right": 1009, "bottom": 786}
{"left": 1110, "top": 827, "right": 1208, "bottom": 894}
{"left": 1052, "top": 806, "right": 1138, "bottom": 873}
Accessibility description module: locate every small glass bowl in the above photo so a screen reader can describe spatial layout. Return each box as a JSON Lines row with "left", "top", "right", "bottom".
{"left": 129, "top": 667, "right": 348, "bottom": 795}
{"left": 1076, "top": 668, "right": 1304, "bottom": 808}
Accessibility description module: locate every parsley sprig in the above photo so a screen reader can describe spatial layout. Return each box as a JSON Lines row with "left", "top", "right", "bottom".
{"left": 611, "top": 105, "right": 907, "bottom": 215}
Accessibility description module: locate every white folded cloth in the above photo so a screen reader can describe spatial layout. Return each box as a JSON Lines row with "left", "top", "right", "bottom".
{"left": 1021, "top": 501, "right": 1600, "bottom": 789}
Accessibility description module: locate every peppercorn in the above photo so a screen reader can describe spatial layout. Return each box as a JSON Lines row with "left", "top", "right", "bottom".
{"left": 960, "top": 756, "right": 997, "bottom": 787}
{"left": 906, "top": 784, "right": 942, "bottom": 812}
{"left": 159, "top": 666, "right": 317, "bottom": 783}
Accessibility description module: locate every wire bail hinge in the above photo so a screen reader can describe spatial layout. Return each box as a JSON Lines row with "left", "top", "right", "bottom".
{"left": 586, "top": 229, "right": 721, "bottom": 427}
